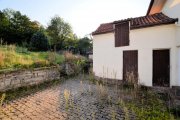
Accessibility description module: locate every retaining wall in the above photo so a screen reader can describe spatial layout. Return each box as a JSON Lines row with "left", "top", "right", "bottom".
{"left": 0, "top": 67, "right": 60, "bottom": 91}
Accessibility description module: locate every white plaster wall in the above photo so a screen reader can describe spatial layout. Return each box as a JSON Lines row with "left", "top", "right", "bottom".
{"left": 93, "top": 24, "right": 177, "bottom": 86}
{"left": 93, "top": 33, "right": 122, "bottom": 79}
{"left": 178, "top": 47, "right": 180, "bottom": 85}
{"left": 176, "top": 26, "right": 180, "bottom": 46}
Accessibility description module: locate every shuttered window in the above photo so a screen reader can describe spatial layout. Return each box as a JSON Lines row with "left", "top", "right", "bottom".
{"left": 115, "top": 21, "right": 129, "bottom": 47}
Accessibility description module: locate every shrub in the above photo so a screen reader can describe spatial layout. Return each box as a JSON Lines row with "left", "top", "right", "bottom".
{"left": 30, "top": 31, "right": 49, "bottom": 51}
{"left": 59, "top": 51, "right": 88, "bottom": 76}
{"left": 6, "top": 44, "right": 16, "bottom": 52}
{"left": 63, "top": 51, "right": 87, "bottom": 73}
{"left": 64, "top": 51, "right": 86, "bottom": 64}
{"left": 171, "top": 107, "right": 180, "bottom": 118}
{"left": 16, "top": 46, "right": 29, "bottom": 54}
{"left": 48, "top": 52, "right": 56, "bottom": 64}
{"left": 31, "top": 60, "right": 49, "bottom": 68}
{"left": 64, "top": 51, "right": 77, "bottom": 63}
{"left": 0, "top": 51, "right": 4, "bottom": 68}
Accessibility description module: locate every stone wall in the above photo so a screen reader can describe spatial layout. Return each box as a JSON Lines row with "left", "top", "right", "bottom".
{"left": 0, "top": 67, "right": 60, "bottom": 91}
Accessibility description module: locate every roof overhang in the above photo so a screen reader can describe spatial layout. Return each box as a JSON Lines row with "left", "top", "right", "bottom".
{"left": 92, "top": 13, "right": 178, "bottom": 36}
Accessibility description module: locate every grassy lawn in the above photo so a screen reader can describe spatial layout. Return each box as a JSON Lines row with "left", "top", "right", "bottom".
{"left": 0, "top": 45, "right": 64, "bottom": 71}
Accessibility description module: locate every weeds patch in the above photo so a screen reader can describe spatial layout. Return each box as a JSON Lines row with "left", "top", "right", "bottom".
{"left": 87, "top": 73, "right": 176, "bottom": 120}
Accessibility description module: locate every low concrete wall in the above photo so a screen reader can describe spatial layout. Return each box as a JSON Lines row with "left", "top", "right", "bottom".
{"left": 95, "top": 76, "right": 123, "bottom": 85}
{"left": 0, "top": 67, "right": 60, "bottom": 91}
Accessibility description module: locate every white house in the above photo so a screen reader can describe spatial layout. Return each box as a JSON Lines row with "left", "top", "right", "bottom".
{"left": 92, "top": 0, "right": 180, "bottom": 87}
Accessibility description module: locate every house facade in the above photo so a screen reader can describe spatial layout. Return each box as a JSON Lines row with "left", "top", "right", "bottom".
{"left": 92, "top": 0, "right": 180, "bottom": 87}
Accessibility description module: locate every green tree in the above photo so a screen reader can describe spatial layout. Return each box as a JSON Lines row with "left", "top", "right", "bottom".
{"left": 47, "top": 16, "right": 73, "bottom": 51}
{"left": 0, "top": 8, "right": 40, "bottom": 45}
{"left": 0, "top": 10, "right": 9, "bottom": 41}
{"left": 30, "top": 31, "right": 49, "bottom": 51}
{"left": 77, "top": 37, "right": 92, "bottom": 55}
{"left": 62, "top": 34, "right": 78, "bottom": 50}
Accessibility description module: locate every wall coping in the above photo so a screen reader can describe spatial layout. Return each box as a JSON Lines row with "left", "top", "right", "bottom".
{"left": 0, "top": 66, "right": 58, "bottom": 75}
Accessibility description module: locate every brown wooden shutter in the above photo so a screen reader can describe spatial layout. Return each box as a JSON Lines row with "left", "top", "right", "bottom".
{"left": 115, "top": 22, "right": 129, "bottom": 47}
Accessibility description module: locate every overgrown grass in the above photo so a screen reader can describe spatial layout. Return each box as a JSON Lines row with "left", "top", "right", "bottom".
{"left": 87, "top": 73, "right": 176, "bottom": 120}
{"left": 118, "top": 88, "right": 175, "bottom": 120}
{"left": 0, "top": 45, "right": 64, "bottom": 70}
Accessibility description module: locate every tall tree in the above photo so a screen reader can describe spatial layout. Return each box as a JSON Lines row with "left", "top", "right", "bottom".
{"left": 47, "top": 16, "right": 73, "bottom": 51}
{"left": 30, "top": 31, "right": 49, "bottom": 51}
{"left": 77, "top": 37, "right": 92, "bottom": 55}
{"left": 0, "top": 10, "right": 9, "bottom": 40}
{"left": 0, "top": 8, "right": 40, "bottom": 45}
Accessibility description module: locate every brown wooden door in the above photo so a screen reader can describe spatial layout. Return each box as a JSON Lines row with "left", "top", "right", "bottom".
{"left": 123, "top": 50, "right": 138, "bottom": 82}
{"left": 153, "top": 50, "right": 170, "bottom": 87}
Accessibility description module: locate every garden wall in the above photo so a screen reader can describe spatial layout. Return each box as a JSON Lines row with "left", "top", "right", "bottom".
{"left": 0, "top": 67, "right": 60, "bottom": 91}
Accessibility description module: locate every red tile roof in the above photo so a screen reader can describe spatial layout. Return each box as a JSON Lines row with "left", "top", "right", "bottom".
{"left": 92, "top": 13, "right": 178, "bottom": 35}
{"left": 92, "top": 22, "right": 114, "bottom": 35}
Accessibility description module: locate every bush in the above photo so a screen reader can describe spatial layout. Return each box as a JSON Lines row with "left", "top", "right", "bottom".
{"left": 30, "top": 31, "right": 49, "bottom": 51}
{"left": 62, "top": 51, "right": 88, "bottom": 75}
{"left": 171, "top": 107, "right": 180, "bottom": 118}
{"left": 31, "top": 60, "right": 49, "bottom": 68}
{"left": 16, "top": 46, "right": 29, "bottom": 54}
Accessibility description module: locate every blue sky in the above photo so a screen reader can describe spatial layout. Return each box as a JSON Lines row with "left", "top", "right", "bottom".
{"left": 0, "top": 0, "right": 150, "bottom": 37}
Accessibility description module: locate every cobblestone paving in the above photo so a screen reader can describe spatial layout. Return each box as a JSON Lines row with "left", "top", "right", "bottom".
{"left": 0, "top": 78, "right": 136, "bottom": 120}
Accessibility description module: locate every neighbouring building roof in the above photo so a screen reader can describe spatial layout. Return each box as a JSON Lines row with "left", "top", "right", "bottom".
{"left": 146, "top": 0, "right": 167, "bottom": 15}
{"left": 92, "top": 13, "right": 178, "bottom": 35}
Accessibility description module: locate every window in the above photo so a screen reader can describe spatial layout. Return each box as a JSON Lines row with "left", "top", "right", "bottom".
{"left": 115, "top": 21, "right": 129, "bottom": 47}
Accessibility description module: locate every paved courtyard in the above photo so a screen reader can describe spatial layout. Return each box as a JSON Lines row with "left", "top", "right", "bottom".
{"left": 0, "top": 78, "right": 136, "bottom": 120}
